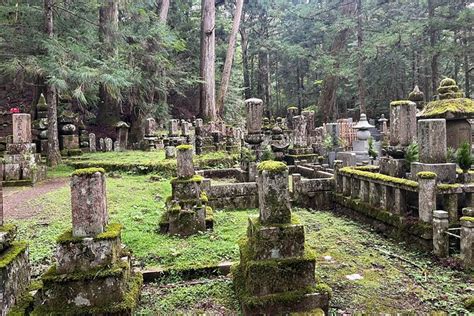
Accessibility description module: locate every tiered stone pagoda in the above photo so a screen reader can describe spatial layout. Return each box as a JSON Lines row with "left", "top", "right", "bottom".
{"left": 233, "top": 161, "right": 331, "bottom": 314}
{"left": 0, "top": 181, "right": 30, "bottom": 314}
{"left": 3, "top": 113, "right": 46, "bottom": 185}
{"left": 160, "top": 145, "right": 213, "bottom": 236}
{"left": 32, "top": 168, "right": 142, "bottom": 314}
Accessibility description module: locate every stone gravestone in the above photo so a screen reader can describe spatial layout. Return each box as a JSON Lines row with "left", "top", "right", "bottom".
{"left": 145, "top": 118, "right": 157, "bottom": 136}
{"left": 99, "top": 138, "right": 105, "bottom": 152}
{"left": 12, "top": 113, "right": 32, "bottom": 144}
{"left": 245, "top": 98, "right": 264, "bottom": 134}
{"left": 159, "top": 145, "right": 213, "bottom": 236}
{"left": 389, "top": 101, "right": 417, "bottom": 148}
{"left": 89, "top": 133, "right": 96, "bottom": 152}
{"left": 234, "top": 161, "right": 330, "bottom": 314}
{"left": 105, "top": 137, "right": 113, "bottom": 152}
{"left": 169, "top": 119, "right": 180, "bottom": 137}
{"left": 32, "top": 168, "right": 142, "bottom": 314}
{"left": 114, "top": 140, "right": 120, "bottom": 152}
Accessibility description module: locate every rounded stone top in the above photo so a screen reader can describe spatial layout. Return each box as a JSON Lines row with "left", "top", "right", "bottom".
{"left": 353, "top": 114, "right": 374, "bottom": 130}
{"left": 408, "top": 85, "right": 424, "bottom": 102}
{"left": 433, "top": 210, "right": 449, "bottom": 219}
{"left": 245, "top": 98, "right": 263, "bottom": 105}
{"left": 37, "top": 93, "right": 48, "bottom": 110}
{"left": 115, "top": 121, "right": 130, "bottom": 128}
{"left": 440, "top": 78, "right": 456, "bottom": 87}
{"left": 418, "top": 98, "right": 474, "bottom": 119}
{"left": 390, "top": 100, "right": 416, "bottom": 107}
{"left": 378, "top": 114, "right": 388, "bottom": 122}
{"left": 177, "top": 144, "right": 193, "bottom": 151}
{"left": 257, "top": 160, "right": 288, "bottom": 174}
{"left": 72, "top": 167, "right": 105, "bottom": 177}
{"left": 462, "top": 207, "right": 474, "bottom": 217}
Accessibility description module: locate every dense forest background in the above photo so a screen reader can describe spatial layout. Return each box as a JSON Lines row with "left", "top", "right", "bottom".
{"left": 0, "top": 0, "right": 472, "bottom": 136}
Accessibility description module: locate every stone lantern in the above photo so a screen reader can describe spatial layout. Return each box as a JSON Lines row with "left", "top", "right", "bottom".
{"left": 352, "top": 114, "right": 374, "bottom": 160}
{"left": 115, "top": 121, "right": 130, "bottom": 151}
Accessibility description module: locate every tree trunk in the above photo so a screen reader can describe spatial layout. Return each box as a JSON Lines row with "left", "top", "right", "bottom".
{"left": 216, "top": 0, "right": 244, "bottom": 117}
{"left": 428, "top": 0, "right": 439, "bottom": 95}
{"left": 241, "top": 27, "right": 251, "bottom": 99}
{"left": 356, "top": 0, "right": 366, "bottom": 114}
{"left": 463, "top": 28, "right": 471, "bottom": 98}
{"left": 317, "top": 0, "right": 356, "bottom": 123}
{"left": 44, "top": 0, "right": 61, "bottom": 167}
{"left": 199, "top": 0, "right": 217, "bottom": 122}
{"left": 159, "top": 0, "right": 170, "bottom": 23}
{"left": 97, "top": 0, "right": 120, "bottom": 128}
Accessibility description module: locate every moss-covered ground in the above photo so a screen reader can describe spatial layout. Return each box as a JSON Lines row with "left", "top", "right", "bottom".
{"left": 7, "top": 153, "right": 473, "bottom": 314}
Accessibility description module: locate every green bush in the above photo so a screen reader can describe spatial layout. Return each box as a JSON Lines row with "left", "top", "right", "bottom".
{"left": 456, "top": 141, "right": 473, "bottom": 173}
{"left": 405, "top": 141, "right": 419, "bottom": 166}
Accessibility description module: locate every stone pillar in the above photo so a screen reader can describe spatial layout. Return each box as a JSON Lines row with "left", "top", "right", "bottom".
{"left": 99, "top": 138, "right": 105, "bottom": 151}
{"left": 145, "top": 118, "right": 157, "bottom": 136}
{"left": 369, "top": 182, "right": 379, "bottom": 208}
{"left": 359, "top": 180, "right": 370, "bottom": 203}
{"left": 444, "top": 194, "right": 458, "bottom": 223}
{"left": 12, "top": 113, "right": 32, "bottom": 144}
{"left": 177, "top": 145, "right": 194, "bottom": 178}
{"left": 71, "top": 168, "right": 108, "bottom": 237}
{"left": 292, "top": 115, "right": 307, "bottom": 147}
{"left": 433, "top": 210, "right": 449, "bottom": 258}
{"left": 286, "top": 107, "right": 298, "bottom": 130}
{"left": 460, "top": 216, "right": 474, "bottom": 269}
{"left": 351, "top": 178, "right": 360, "bottom": 199}
{"left": 380, "top": 185, "right": 388, "bottom": 210}
{"left": 105, "top": 138, "right": 113, "bottom": 152}
{"left": 334, "top": 160, "right": 343, "bottom": 194}
{"left": 389, "top": 101, "right": 417, "bottom": 147}
{"left": 165, "top": 146, "right": 176, "bottom": 159}
{"left": 302, "top": 110, "right": 315, "bottom": 135}
{"left": 245, "top": 98, "right": 264, "bottom": 134}
{"left": 89, "top": 133, "right": 96, "bottom": 152}
{"left": 257, "top": 161, "right": 291, "bottom": 224}
{"left": 393, "top": 188, "right": 407, "bottom": 215}
{"left": 0, "top": 181, "right": 3, "bottom": 226}
{"left": 418, "top": 119, "right": 447, "bottom": 163}
{"left": 417, "top": 172, "right": 437, "bottom": 223}
{"left": 342, "top": 175, "right": 351, "bottom": 197}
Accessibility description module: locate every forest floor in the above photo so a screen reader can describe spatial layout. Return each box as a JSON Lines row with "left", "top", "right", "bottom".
{"left": 5, "top": 152, "right": 473, "bottom": 314}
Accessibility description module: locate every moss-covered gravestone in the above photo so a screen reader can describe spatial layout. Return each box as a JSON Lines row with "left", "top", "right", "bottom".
{"left": 32, "top": 168, "right": 142, "bottom": 315}
{"left": 233, "top": 161, "right": 331, "bottom": 315}
{"left": 160, "top": 145, "right": 213, "bottom": 236}
{"left": 0, "top": 181, "right": 31, "bottom": 314}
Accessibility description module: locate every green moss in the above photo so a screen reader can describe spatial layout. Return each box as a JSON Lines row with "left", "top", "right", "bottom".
{"left": 339, "top": 167, "right": 418, "bottom": 188}
{"left": 0, "top": 223, "right": 17, "bottom": 234}
{"left": 354, "top": 165, "right": 380, "bottom": 172}
{"left": 56, "top": 223, "right": 123, "bottom": 244}
{"left": 200, "top": 191, "right": 209, "bottom": 203}
{"left": 257, "top": 160, "right": 287, "bottom": 174}
{"left": 440, "top": 78, "right": 456, "bottom": 87}
{"left": 314, "top": 283, "right": 333, "bottom": 298}
{"left": 0, "top": 242, "right": 27, "bottom": 269}
{"left": 437, "top": 183, "right": 461, "bottom": 191}
{"left": 417, "top": 171, "right": 437, "bottom": 179}
{"left": 170, "top": 175, "right": 203, "bottom": 183}
{"left": 464, "top": 296, "right": 474, "bottom": 311}
{"left": 176, "top": 144, "right": 193, "bottom": 151}
{"left": 419, "top": 98, "right": 474, "bottom": 118}
{"left": 390, "top": 100, "right": 413, "bottom": 107}
{"left": 460, "top": 216, "right": 474, "bottom": 223}
{"left": 71, "top": 167, "right": 105, "bottom": 177}
{"left": 7, "top": 289, "right": 35, "bottom": 316}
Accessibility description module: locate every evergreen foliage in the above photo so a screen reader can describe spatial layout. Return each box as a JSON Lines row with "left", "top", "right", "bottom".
{"left": 456, "top": 141, "right": 473, "bottom": 173}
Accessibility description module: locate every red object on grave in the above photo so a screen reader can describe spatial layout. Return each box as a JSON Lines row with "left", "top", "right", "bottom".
{"left": 9, "top": 107, "right": 20, "bottom": 113}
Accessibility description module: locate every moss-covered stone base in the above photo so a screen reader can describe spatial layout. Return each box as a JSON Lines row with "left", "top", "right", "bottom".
{"left": 0, "top": 224, "right": 18, "bottom": 252}
{"left": 0, "top": 242, "right": 30, "bottom": 314}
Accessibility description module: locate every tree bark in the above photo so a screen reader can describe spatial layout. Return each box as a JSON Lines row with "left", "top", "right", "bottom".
{"left": 159, "top": 0, "right": 170, "bottom": 23}
{"left": 356, "top": 0, "right": 366, "bottom": 114}
{"left": 216, "top": 0, "right": 244, "bottom": 117}
{"left": 318, "top": 0, "right": 356, "bottom": 123}
{"left": 428, "top": 0, "right": 439, "bottom": 95}
{"left": 240, "top": 27, "right": 251, "bottom": 99}
{"left": 97, "top": 0, "right": 120, "bottom": 128}
{"left": 44, "top": 0, "right": 61, "bottom": 167}
{"left": 199, "top": 0, "right": 217, "bottom": 122}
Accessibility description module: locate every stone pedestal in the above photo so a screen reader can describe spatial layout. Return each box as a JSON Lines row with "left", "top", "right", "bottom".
{"left": 32, "top": 169, "right": 142, "bottom": 315}
{"left": 234, "top": 161, "right": 330, "bottom": 314}
{"left": 433, "top": 211, "right": 449, "bottom": 258}
{"left": 417, "top": 172, "right": 437, "bottom": 223}
{"left": 160, "top": 145, "right": 213, "bottom": 236}
{"left": 410, "top": 162, "right": 456, "bottom": 183}
{"left": 389, "top": 101, "right": 417, "bottom": 147}
{"left": 460, "top": 217, "right": 474, "bottom": 269}
{"left": 418, "top": 119, "right": 447, "bottom": 163}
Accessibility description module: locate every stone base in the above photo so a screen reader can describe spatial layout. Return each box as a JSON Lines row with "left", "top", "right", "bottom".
{"left": 32, "top": 268, "right": 142, "bottom": 316}
{"left": 285, "top": 154, "right": 318, "bottom": 165}
{"left": 288, "top": 147, "right": 313, "bottom": 155}
{"left": 160, "top": 206, "right": 212, "bottom": 237}
{"left": 55, "top": 224, "right": 123, "bottom": 274}
{"left": 0, "top": 241, "right": 31, "bottom": 315}
{"left": 60, "top": 135, "right": 80, "bottom": 150}
{"left": 410, "top": 162, "right": 457, "bottom": 183}
{"left": 0, "top": 224, "right": 17, "bottom": 252}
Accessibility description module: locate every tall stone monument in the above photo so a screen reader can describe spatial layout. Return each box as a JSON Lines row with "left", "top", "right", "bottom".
{"left": 160, "top": 145, "right": 213, "bottom": 236}
{"left": 233, "top": 161, "right": 331, "bottom": 314}
{"left": 32, "top": 168, "right": 142, "bottom": 314}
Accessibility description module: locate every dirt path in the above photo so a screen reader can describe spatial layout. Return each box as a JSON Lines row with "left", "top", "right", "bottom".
{"left": 3, "top": 177, "right": 69, "bottom": 220}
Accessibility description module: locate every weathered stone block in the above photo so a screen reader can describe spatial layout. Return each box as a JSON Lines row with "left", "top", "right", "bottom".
{"left": 171, "top": 177, "right": 202, "bottom": 200}
{"left": 55, "top": 225, "right": 123, "bottom": 274}
{"left": 433, "top": 211, "right": 449, "bottom": 258}
{"left": 245, "top": 98, "right": 264, "bottom": 134}
{"left": 176, "top": 145, "right": 194, "bottom": 178}
{"left": 411, "top": 162, "right": 456, "bottom": 183}
{"left": 257, "top": 166, "right": 291, "bottom": 225}
{"left": 4, "top": 164, "right": 21, "bottom": 181}
{"left": 60, "top": 135, "right": 79, "bottom": 150}
{"left": 71, "top": 170, "right": 108, "bottom": 237}
{"left": 12, "top": 113, "right": 32, "bottom": 144}
{"left": 460, "top": 218, "right": 474, "bottom": 269}
{"left": 6, "top": 143, "right": 36, "bottom": 155}
{"left": 0, "top": 242, "right": 30, "bottom": 315}
{"left": 389, "top": 101, "right": 417, "bottom": 147}
{"left": 167, "top": 208, "right": 206, "bottom": 237}
{"left": 418, "top": 119, "right": 447, "bottom": 163}
{"left": 247, "top": 218, "right": 305, "bottom": 260}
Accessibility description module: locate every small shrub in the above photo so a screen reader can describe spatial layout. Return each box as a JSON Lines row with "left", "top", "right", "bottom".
{"left": 368, "top": 137, "right": 377, "bottom": 159}
{"left": 456, "top": 141, "right": 473, "bottom": 173}
{"left": 405, "top": 141, "right": 419, "bottom": 166}
{"left": 323, "top": 134, "right": 333, "bottom": 151}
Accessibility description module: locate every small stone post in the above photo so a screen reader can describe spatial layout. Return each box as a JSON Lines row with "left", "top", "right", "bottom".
{"left": 245, "top": 98, "right": 264, "bottom": 134}
{"left": 417, "top": 172, "right": 437, "bottom": 223}
{"left": 342, "top": 174, "right": 351, "bottom": 197}
{"left": 89, "top": 133, "right": 96, "bottom": 152}
{"left": 177, "top": 145, "right": 194, "bottom": 178}
{"left": 257, "top": 161, "right": 291, "bottom": 224}
{"left": 0, "top": 181, "right": 3, "bottom": 226}
{"left": 460, "top": 214, "right": 474, "bottom": 269}
{"left": 432, "top": 210, "right": 449, "bottom": 258}
{"left": 334, "top": 160, "right": 343, "bottom": 194}
{"left": 70, "top": 168, "right": 108, "bottom": 237}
